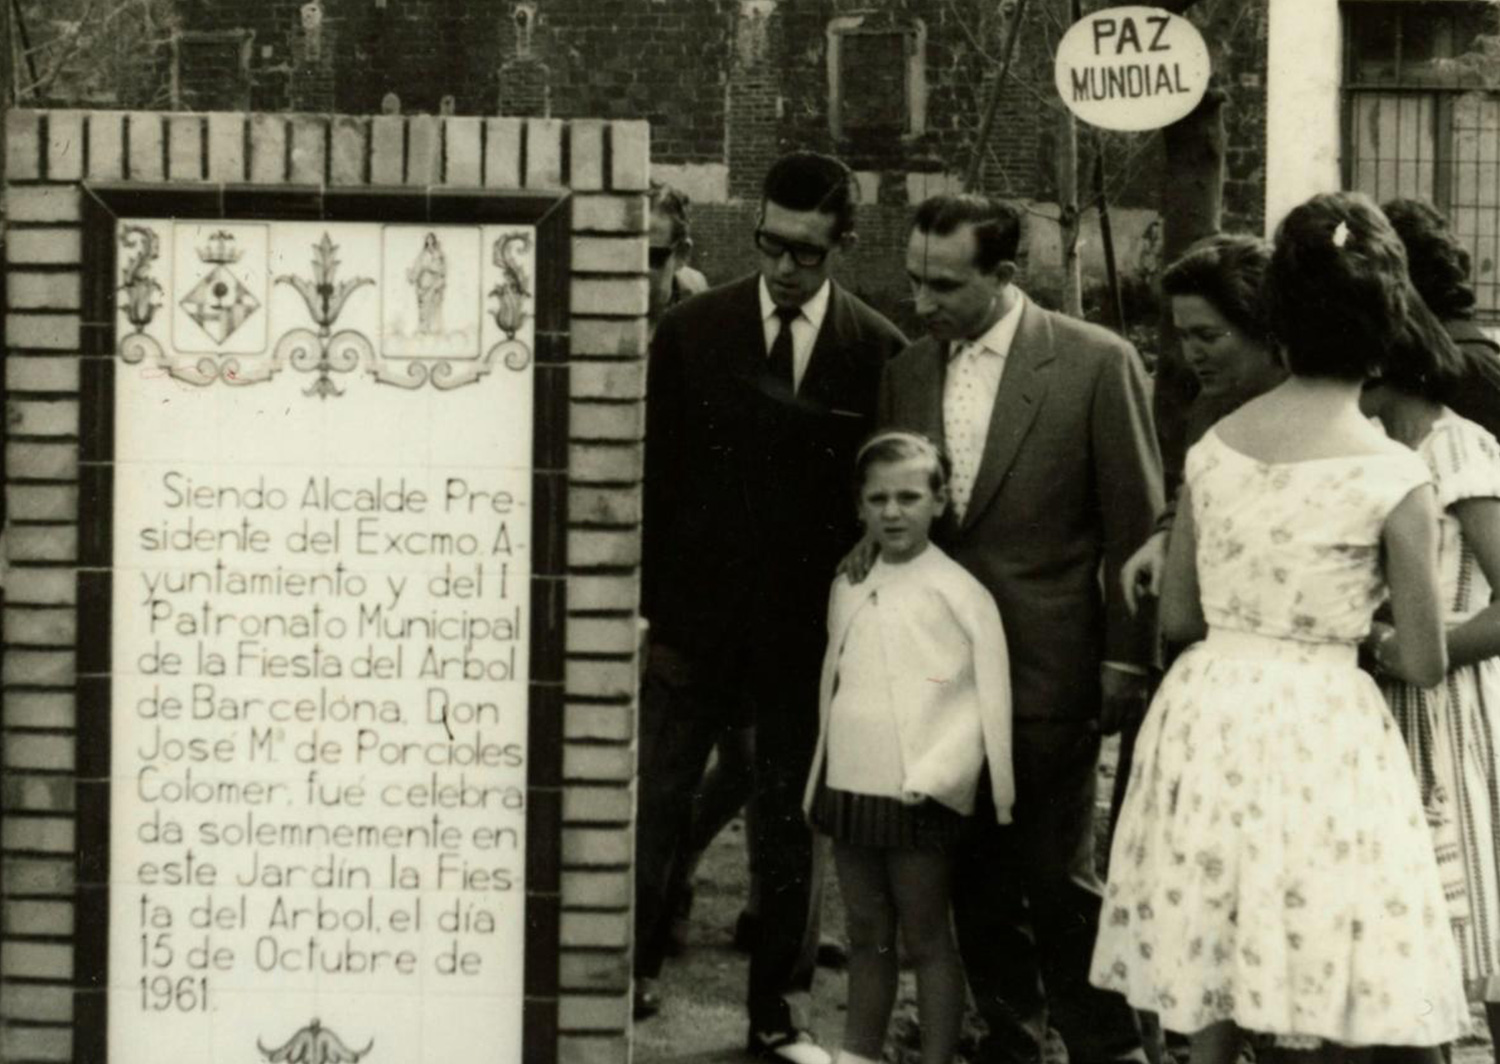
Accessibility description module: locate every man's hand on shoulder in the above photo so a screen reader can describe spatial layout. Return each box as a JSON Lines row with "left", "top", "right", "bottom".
{"left": 837, "top": 534, "right": 880, "bottom": 584}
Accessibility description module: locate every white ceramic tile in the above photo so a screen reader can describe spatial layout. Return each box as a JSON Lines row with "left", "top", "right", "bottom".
{"left": 108, "top": 215, "right": 535, "bottom": 1064}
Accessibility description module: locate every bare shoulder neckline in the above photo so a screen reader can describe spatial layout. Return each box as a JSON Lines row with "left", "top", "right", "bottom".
{"left": 1206, "top": 426, "right": 1407, "bottom": 468}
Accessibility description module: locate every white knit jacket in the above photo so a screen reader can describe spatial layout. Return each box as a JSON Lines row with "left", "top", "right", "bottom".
{"left": 803, "top": 544, "right": 1014, "bottom": 824}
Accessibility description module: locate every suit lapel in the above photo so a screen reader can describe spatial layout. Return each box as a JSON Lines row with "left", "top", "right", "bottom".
{"left": 960, "top": 296, "right": 1054, "bottom": 531}
{"left": 733, "top": 275, "right": 771, "bottom": 375}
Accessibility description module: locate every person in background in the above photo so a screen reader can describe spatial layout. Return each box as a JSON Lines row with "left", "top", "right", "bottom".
{"left": 1110, "top": 234, "right": 1287, "bottom": 1064}
{"left": 636, "top": 178, "right": 761, "bottom": 1007}
{"left": 647, "top": 181, "right": 708, "bottom": 330}
{"left": 1092, "top": 190, "right": 1466, "bottom": 1061}
{"left": 640, "top": 151, "right": 906, "bottom": 1064}
{"left": 1118, "top": 234, "right": 1285, "bottom": 628}
{"left": 878, "top": 193, "right": 1161, "bottom": 1064}
{"left": 1364, "top": 280, "right": 1500, "bottom": 1053}
{"left": 1115, "top": 233, "right": 1287, "bottom": 877}
{"left": 1383, "top": 197, "right": 1500, "bottom": 440}
{"left": 635, "top": 177, "right": 751, "bottom": 1017}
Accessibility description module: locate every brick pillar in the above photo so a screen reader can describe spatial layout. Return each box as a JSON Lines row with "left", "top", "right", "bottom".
{"left": 289, "top": 2, "right": 338, "bottom": 113}
{"left": 727, "top": 0, "right": 783, "bottom": 201}
{"left": 0, "top": 110, "right": 87, "bottom": 1064}
{"left": 0, "top": 107, "right": 651, "bottom": 1064}
{"left": 498, "top": 2, "right": 552, "bottom": 120}
{"left": 499, "top": 58, "right": 552, "bottom": 118}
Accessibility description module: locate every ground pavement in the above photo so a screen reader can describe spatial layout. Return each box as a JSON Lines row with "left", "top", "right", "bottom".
{"left": 634, "top": 739, "right": 1494, "bottom": 1063}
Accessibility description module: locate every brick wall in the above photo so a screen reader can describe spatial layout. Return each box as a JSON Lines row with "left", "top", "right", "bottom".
{"left": 150, "top": 0, "right": 1274, "bottom": 323}
{"left": 0, "top": 108, "right": 648, "bottom": 1064}
{"left": 169, "top": 0, "right": 739, "bottom": 155}
{"left": 18, "top": 0, "right": 1275, "bottom": 337}
{"left": 726, "top": 2, "right": 781, "bottom": 201}
{"left": 166, "top": 0, "right": 1047, "bottom": 186}
{"left": 159, "top": 0, "right": 1270, "bottom": 218}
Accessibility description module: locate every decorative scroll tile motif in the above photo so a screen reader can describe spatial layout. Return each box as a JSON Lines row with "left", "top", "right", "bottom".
{"left": 118, "top": 220, "right": 537, "bottom": 396}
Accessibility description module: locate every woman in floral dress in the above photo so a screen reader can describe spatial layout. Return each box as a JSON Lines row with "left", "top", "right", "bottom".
{"left": 1364, "top": 291, "right": 1500, "bottom": 1046}
{"left": 1090, "top": 192, "right": 1467, "bottom": 1061}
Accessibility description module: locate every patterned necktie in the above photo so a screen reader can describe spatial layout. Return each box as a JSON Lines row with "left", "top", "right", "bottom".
{"left": 767, "top": 305, "right": 801, "bottom": 388}
{"left": 945, "top": 342, "right": 985, "bottom": 520}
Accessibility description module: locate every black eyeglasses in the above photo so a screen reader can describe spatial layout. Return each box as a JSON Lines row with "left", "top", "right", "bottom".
{"left": 754, "top": 228, "right": 832, "bottom": 268}
{"left": 648, "top": 246, "right": 675, "bottom": 269}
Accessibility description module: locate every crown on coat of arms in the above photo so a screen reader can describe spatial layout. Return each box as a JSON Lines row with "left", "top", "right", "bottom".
{"left": 197, "top": 230, "right": 244, "bottom": 265}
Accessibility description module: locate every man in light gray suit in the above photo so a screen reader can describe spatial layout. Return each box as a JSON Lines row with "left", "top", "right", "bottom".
{"left": 880, "top": 194, "right": 1162, "bottom": 1064}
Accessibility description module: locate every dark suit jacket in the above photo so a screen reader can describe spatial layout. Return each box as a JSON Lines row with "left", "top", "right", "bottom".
{"left": 880, "top": 295, "right": 1163, "bottom": 721}
{"left": 642, "top": 275, "right": 907, "bottom": 689}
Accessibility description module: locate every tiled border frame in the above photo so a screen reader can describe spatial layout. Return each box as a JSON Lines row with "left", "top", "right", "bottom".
{"left": 1, "top": 110, "right": 649, "bottom": 1064}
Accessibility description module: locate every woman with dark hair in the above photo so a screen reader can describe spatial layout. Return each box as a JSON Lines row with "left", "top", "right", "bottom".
{"left": 1384, "top": 197, "right": 1500, "bottom": 439}
{"left": 1091, "top": 192, "right": 1466, "bottom": 1061}
{"left": 1363, "top": 261, "right": 1500, "bottom": 1049}
{"left": 1108, "top": 235, "right": 1289, "bottom": 1064}
{"left": 1383, "top": 198, "right": 1478, "bottom": 320}
{"left": 1119, "top": 234, "right": 1286, "bottom": 613}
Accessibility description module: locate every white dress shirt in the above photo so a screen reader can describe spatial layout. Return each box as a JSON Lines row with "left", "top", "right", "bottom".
{"left": 943, "top": 294, "right": 1024, "bottom": 520}
{"left": 759, "top": 277, "right": 831, "bottom": 393}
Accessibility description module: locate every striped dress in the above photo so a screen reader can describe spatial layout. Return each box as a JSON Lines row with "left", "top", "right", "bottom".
{"left": 1383, "top": 408, "right": 1500, "bottom": 988}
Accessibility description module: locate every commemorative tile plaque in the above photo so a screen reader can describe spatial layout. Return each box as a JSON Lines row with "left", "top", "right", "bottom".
{"left": 102, "top": 216, "right": 541, "bottom": 1063}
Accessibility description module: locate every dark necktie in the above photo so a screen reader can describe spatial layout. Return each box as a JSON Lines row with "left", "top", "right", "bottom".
{"left": 767, "top": 305, "right": 801, "bottom": 389}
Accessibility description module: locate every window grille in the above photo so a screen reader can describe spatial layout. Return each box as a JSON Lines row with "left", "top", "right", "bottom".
{"left": 1343, "top": 2, "right": 1500, "bottom": 319}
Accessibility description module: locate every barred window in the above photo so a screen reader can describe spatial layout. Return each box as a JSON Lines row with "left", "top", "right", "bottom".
{"left": 172, "top": 30, "right": 254, "bottom": 111}
{"left": 827, "top": 17, "right": 926, "bottom": 138}
{"left": 1343, "top": 1, "right": 1500, "bottom": 318}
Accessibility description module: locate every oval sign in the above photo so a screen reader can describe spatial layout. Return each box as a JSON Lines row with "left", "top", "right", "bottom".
{"left": 1053, "top": 6, "right": 1211, "bottom": 132}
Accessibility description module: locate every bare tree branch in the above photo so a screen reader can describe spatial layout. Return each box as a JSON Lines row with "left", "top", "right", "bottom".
{"left": 945, "top": 0, "right": 1002, "bottom": 66}
{"left": 965, "top": 0, "right": 1035, "bottom": 189}
{"left": 1036, "top": 0, "right": 1071, "bottom": 36}
{"left": 14, "top": 0, "right": 176, "bottom": 104}
{"left": 17, "top": 0, "right": 106, "bottom": 98}
{"left": 940, "top": 0, "right": 1174, "bottom": 218}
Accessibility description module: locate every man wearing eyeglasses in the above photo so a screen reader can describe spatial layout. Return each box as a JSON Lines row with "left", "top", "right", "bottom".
{"left": 647, "top": 181, "right": 708, "bottom": 331}
{"left": 639, "top": 150, "right": 906, "bottom": 1064}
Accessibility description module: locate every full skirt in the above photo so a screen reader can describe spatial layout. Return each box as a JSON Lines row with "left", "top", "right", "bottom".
{"left": 1090, "top": 632, "right": 1468, "bottom": 1045}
